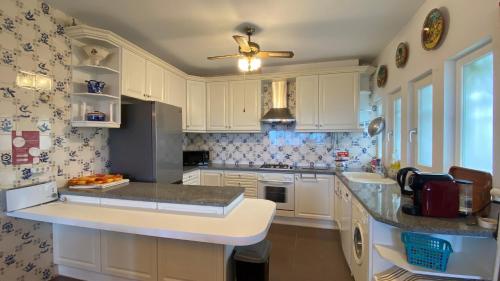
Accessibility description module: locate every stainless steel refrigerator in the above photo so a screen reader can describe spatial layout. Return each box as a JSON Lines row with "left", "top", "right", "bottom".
{"left": 109, "top": 97, "right": 183, "bottom": 184}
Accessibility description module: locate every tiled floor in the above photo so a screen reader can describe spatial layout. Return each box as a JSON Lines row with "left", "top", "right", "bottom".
{"left": 52, "top": 224, "right": 353, "bottom": 281}
{"left": 267, "top": 224, "right": 353, "bottom": 281}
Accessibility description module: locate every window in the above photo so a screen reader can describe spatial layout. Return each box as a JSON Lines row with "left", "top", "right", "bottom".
{"left": 392, "top": 96, "right": 402, "bottom": 161}
{"left": 411, "top": 75, "right": 433, "bottom": 168}
{"left": 457, "top": 49, "right": 493, "bottom": 172}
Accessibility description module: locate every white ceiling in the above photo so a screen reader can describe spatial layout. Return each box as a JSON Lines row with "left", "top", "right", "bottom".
{"left": 49, "top": 0, "right": 424, "bottom": 76}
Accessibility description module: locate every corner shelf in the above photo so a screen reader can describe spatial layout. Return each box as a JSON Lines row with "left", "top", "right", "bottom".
{"left": 68, "top": 30, "right": 122, "bottom": 128}
{"left": 72, "top": 93, "right": 120, "bottom": 100}
{"left": 72, "top": 64, "right": 120, "bottom": 75}
{"left": 374, "top": 244, "right": 492, "bottom": 280}
{"left": 71, "top": 121, "right": 120, "bottom": 128}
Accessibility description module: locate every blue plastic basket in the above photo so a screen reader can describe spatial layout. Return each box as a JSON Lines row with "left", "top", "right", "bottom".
{"left": 401, "top": 232, "right": 453, "bottom": 272}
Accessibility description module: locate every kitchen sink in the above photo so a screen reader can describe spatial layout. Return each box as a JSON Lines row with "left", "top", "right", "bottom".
{"left": 342, "top": 172, "right": 396, "bottom": 184}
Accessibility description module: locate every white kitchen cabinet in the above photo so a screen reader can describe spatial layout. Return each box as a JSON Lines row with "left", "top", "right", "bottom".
{"left": 53, "top": 224, "right": 101, "bottom": 272}
{"left": 296, "top": 75, "right": 319, "bottom": 130}
{"left": 223, "top": 171, "right": 258, "bottom": 198}
{"left": 294, "top": 174, "right": 334, "bottom": 220}
{"left": 229, "top": 80, "right": 261, "bottom": 131}
{"left": 146, "top": 60, "right": 164, "bottom": 102}
{"left": 207, "top": 82, "right": 230, "bottom": 131}
{"left": 319, "top": 72, "right": 359, "bottom": 130}
{"left": 165, "top": 70, "right": 187, "bottom": 130}
{"left": 295, "top": 72, "right": 360, "bottom": 131}
{"left": 122, "top": 48, "right": 146, "bottom": 99}
{"left": 201, "top": 170, "right": 224, "bottom": 187}
{"left": 183, "top": 169, "right": 201, "bottom": 185}
{"left": 101, "top": 231, "right": 157, "bottom": 281}
{"left": 186, "top": 80, "right": 207, "bottom": 131}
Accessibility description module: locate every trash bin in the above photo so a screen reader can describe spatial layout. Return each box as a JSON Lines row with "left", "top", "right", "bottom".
{"left": 233, "top": 239, "right": 271, "bottom": 281}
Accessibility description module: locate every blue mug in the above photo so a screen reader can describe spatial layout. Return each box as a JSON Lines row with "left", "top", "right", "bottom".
{"left": 85, "top": 80, "right": 106, "bottom": 93}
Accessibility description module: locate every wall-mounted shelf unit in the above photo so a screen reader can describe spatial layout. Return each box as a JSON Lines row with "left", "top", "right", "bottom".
{"left": 67, "top": 26, "right": 122, "bottom": 128}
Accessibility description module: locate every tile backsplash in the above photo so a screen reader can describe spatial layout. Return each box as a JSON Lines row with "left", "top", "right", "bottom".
{"left": 184, "top": 128, "right": 377, "bottom": 169}
{"left": 0, "top": 0, "right": 109, "bottom": 280}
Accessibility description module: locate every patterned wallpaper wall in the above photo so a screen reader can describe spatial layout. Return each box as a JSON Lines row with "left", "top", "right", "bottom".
{"left": 184, "top": 81, "right": 378, "bottom": 169}
{"left": 0, "top": 0, "right": 109, "bottom": 280}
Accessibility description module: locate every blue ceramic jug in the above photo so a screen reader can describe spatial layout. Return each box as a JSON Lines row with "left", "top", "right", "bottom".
{"left": 85, "top": 80, "right": 106, "bottom": 93}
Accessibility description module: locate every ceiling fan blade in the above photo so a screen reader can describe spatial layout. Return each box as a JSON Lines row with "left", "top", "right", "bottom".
{"left": 207, "top": 54, "right": 243, "bottom": 60}
{"left": 258, "top": 51, "right": 294, "bottom": 58}
{"left": 233, "top": 35, "right": 251, "bottom": 53}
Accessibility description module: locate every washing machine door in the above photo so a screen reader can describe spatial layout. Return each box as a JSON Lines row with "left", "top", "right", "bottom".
{"left": 352, "top": 222, "right": 364, "bottom": 265}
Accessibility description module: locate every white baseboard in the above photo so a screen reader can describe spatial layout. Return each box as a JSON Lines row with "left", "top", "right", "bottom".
{"left": 272, "top": 216, "right": 339, "bottom": 230}
{"left": 57, "top": 265, "right": 135, "bottom": 281}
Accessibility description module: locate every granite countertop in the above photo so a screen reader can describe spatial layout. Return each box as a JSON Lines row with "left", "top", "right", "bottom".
{"left": 184, "top": 164, "right": 499, "bottom": 237}
{"left": 59, "top": 182, "right": 244, "bottom": 207}
{"left": 336, "top": 173, "right": 499, "bottom": 238}
{"left": 183, "top": 163, "right": 336, "bottom": 174}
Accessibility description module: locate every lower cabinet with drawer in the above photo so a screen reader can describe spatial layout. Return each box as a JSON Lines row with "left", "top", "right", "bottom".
{"left": 201, "top": 170, "right": 224, "bottom": 186}
{"left": 223, "top": 171, "right": 258, "bottom": 198}
{"left": 183, "top": 169, "right": 201, "bottom": 185}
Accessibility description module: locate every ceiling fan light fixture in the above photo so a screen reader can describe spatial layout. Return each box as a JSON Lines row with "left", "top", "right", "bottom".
{"left": 238, "top": 57, "right": 261, "bottom": 72}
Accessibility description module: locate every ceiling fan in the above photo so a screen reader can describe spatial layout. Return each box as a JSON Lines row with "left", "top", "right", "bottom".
{"left": 207, "top": 27, "right": 294, "bottom": 72}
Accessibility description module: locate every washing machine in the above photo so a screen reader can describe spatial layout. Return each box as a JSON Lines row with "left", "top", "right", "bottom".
{"left": 351, "top": 198, "right": 370, "bottom": 281}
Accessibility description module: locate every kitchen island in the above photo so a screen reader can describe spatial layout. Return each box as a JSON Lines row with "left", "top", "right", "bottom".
{"left": 7, "top": 182, "right": 276, "bottom": 281}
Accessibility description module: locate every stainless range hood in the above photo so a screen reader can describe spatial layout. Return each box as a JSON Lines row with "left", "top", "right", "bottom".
{"left": 261, "top": 80, "right": 295, "bottom": 123}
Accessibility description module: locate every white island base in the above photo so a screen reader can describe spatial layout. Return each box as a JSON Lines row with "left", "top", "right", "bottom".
{"left": 7, "top": 198, "right": 276, "bottom": 281}
{"left": 55, "top": 225, "right": 235, "bottom": 281}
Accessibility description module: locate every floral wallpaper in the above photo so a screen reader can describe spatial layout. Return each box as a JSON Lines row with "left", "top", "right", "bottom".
{"left": 184, "top": 81, "right": 378, "bottom": 169}
{"left": 0, "top": 0, "right": 109, "bottom": 280}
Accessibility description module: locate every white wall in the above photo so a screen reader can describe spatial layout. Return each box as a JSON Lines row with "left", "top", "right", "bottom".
{"left": 373, "top": 0, "right": 500, "bottom": 188}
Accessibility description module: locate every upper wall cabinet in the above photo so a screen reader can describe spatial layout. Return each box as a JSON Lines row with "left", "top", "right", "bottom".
{"left": 165, "top": 71, "right": 187, "bottom": 130}
{"left": 319, "top": 73, "right": 359, "bottom": 130}
{"left": 122, "top": 48, "right": 147, "bottom": 100}
{"left": 186, "top": 80, "right": 207, "bottom": 132}
{"left": 296, "top": 72, "right": 360, "bottom": 131}
{"left": 229, "top": 80, "right": 261, "bottom": 131}
{"left": 296, "top": 75, "right": 319, "bottom": 130}
{"left": 207, "top": 82, "right": 230, "bottom": 131}
{"left": 146, "top": 60, "right": 164, "bottom": 102}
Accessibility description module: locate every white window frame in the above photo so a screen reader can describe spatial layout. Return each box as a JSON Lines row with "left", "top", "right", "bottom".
{"left": 454, "top": 44, "right": 493, "bottom": 170}
{"left": 411, "top": 75, "right": 433, "bottom": 170}
{"left": 386, "top": 90, "right": 402, "bottom": 165}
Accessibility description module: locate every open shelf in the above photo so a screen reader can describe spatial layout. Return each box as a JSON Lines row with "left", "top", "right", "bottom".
{"left": 73, "top": 64, "right": 119, "bottom": 75}
{"left": 72, "top": 93, "right": 120, "bottom": 100}
{"left": 71, "top": 121, "right": 120, "bottom": 128}
{"left": 374, "top": 244, "right": 492, "bottom": 280}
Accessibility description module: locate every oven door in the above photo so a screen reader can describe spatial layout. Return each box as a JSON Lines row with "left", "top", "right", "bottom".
{"left": 258, "top": 180, "right": 295, "bottom": 211}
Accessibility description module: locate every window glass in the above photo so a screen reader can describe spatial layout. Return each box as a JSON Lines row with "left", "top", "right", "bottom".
{"left": 417, "top": 84, "right": 433, "bottom": 167}
{"left": 460, "top": 52, "right": 493, "bottom": 172}
{"left": 393, "top": 97, "right": 402, "bottom": 161}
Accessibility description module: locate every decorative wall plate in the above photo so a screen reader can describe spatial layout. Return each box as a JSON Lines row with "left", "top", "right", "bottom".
{"left": 421, "top": 8, "right": 445, "bottom": 50}
{"left": 377, "top": 65, "right": 388, "bottom": 88}
{"left": 395, "top": 42, "right": 409, "bottom": 68}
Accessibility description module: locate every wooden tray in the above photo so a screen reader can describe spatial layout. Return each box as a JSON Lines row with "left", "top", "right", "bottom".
{"left": 69, "top": 179, "right": 129, "bottom": 190}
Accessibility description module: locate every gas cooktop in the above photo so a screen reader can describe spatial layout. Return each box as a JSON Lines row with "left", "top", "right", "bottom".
{"left": 259, "top": 163, "right": 294, "bottom": 170}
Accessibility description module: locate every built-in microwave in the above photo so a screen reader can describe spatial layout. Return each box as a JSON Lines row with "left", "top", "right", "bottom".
{"left": 183, "top": 150, "right": 209, "bottom": 166}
